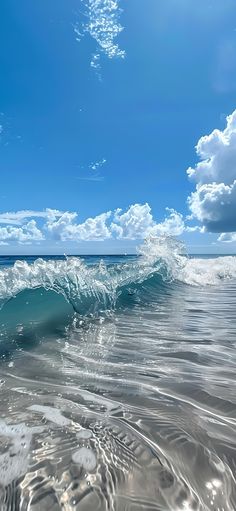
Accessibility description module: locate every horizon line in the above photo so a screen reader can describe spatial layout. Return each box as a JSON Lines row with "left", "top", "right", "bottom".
{"left": 0, "top": 253, "right": 236, "bottom": 257}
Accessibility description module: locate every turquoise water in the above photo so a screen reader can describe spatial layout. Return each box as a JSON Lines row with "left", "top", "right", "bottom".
{"left": 0, "top": 238, "right": 236, "bottom": 510}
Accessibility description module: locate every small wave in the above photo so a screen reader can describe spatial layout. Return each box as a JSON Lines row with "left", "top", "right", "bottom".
{"left": 0, "top": 237, "right": 236, "bottom": 314}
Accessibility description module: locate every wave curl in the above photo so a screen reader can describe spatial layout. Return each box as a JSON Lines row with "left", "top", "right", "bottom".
{"left": 0, "top": 237, "right": 236, "bottom": 314}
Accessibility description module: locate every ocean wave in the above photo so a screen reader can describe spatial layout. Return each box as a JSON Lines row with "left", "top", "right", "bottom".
{"left": 0, "top": 237, "right": 236, "bottom": 314}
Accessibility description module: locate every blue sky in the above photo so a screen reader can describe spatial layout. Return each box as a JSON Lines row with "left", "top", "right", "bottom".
{"left": 1, "top": 0, "right": 236, "bottom": 254}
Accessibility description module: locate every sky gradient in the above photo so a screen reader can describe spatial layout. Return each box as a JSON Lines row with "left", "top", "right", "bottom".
{"left": 1, "top": 0, "right": 236, "bottom": 254}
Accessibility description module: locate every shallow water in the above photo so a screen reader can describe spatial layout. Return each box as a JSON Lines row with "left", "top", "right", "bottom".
{"left": 0, "top": 240, "right": 236, "bottom": 510}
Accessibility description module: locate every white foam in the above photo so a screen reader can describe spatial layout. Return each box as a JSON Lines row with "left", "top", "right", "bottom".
{"left": 29, "top": 405, "right": 70, "bottom": 427}
{"left": 139, "top": 237, "right": 236, "bottom": 287}
{"left": 72, "top": 447, "right": 97, "bottom": 471}
{"left": 0, "top": 421, "right": 43, "bottom": 486}
{"left": 179, "top": 256, "right": 236, "bottom": 286}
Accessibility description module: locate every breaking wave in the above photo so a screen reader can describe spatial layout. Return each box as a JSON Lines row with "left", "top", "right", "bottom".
{"left": 0, "top": 237, "right": 236, "bottom": 315}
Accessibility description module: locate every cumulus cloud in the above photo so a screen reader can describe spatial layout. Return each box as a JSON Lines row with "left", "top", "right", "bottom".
{"left": 0, "top": 220, "right": 44, "bottom": 244}
{"left": 188, "top": 181, "right": 236, "bottom": 232}
{"left": 218, "top": 232, "right": 236, "bottom": 243}
{"left": 46, "top": 210, "right": 112, "bottom": 241}
{"left": 187, "top": 110, "right": 236, "bottom": 185}
{"left": 187, "top": 110, "right": 236, "bottom": 234}
{"left": 152, "top": 208, "right": 185, "bottom": 237}
{"left": 111, "top": 203, "right": 155, "bottom": 239}
{"left": 0, "top": 205, "right": 187, "bottom": 245}
{"left": 111, "top": 204, "right": 185, "bottom": 239}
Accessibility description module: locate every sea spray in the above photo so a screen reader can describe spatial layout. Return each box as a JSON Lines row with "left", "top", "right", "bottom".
{"left": 0, "top": 236, "right": 235, "bottom": 314}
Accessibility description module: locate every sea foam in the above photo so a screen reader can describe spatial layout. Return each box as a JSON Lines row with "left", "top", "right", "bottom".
{"left": 0, "top": 421, "right": 43, "bottom": 486}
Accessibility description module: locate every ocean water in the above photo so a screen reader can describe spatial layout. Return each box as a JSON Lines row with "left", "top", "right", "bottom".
{"left": 0, "top": 237, "right": 236, "bottom": 510}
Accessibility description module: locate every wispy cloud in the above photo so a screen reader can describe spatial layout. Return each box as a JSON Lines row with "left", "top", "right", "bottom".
{"left": 76, "top": 175, "right": 104, "bottom": 181}
{"left": 213, "top": 36, "right": 236, "bottom": 93}
{"left": 76, "top": 157, "right": 107, "bottom": 181}
{"left": 0, "top": 210, "right": 63, "bottom": 225}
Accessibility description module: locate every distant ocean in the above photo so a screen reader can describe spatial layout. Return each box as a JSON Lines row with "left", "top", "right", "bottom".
{"left": 0, "top": 237, "right": 236, "bottom": 510}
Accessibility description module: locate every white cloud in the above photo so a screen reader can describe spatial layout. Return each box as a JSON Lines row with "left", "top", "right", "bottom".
{"left": 111, "top": 203, "right": 155, "bottom": 239}
{"left": 0, "top": 209, "right": 63, "bottom": 225}
{"left": 76, "top": 175, "right": 104, "bottom": 181}
{"left": 0, "top": 220, "right": 44, "bottom": 244}
{"left": 187, "top": 110, "right": 236, "bottom": 233}
{"left": 71, "top": 212, "right": 112, "bottom": 240}
{"left": 46, "top": 210, "right": 112, "bottom": 241}
{"left": 187, "top": 110, "right": 236, "bottom": 185}
{"left": 76, "top": 158, "right": 107, "bottom": 180}
{"left": 46, "top": 210, "right": 78, "bottom": 240}
{"left": 86, "top": 0, "right": 125, "bottom": 59}
{"left": 185, "top": 225, "right": 203, "bottom": 233}
{"left": 89, "top": 158, "right": 106, "bottom": 171}
{"left": 91, "top": 52, "right": 101, "bottom": 71}
{"left": 218, "top": 232, "right": 236, "bottom": 243}
{"left": 0, "top": 205, "right": 187, "bottom": 245}
{"left": 152, "top": 208, "right": 185, "bottom": 237}
{"left": 188, "top": 181, "right": 236, "bottom": 232}
{"left": 75, "top": 0, "right": 125, "bottom": 70}
{"left": 111, "top": 204, "right": 185, "bottom": 239}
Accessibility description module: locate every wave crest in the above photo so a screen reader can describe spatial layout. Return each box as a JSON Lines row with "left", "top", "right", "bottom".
{"left": 0, "top": 237, "right": 236, "bottom": 314}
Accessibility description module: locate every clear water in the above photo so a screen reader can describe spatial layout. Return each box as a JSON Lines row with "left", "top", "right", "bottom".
{"left": 0, "top": 238, "right": 236, "bottom": 510}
